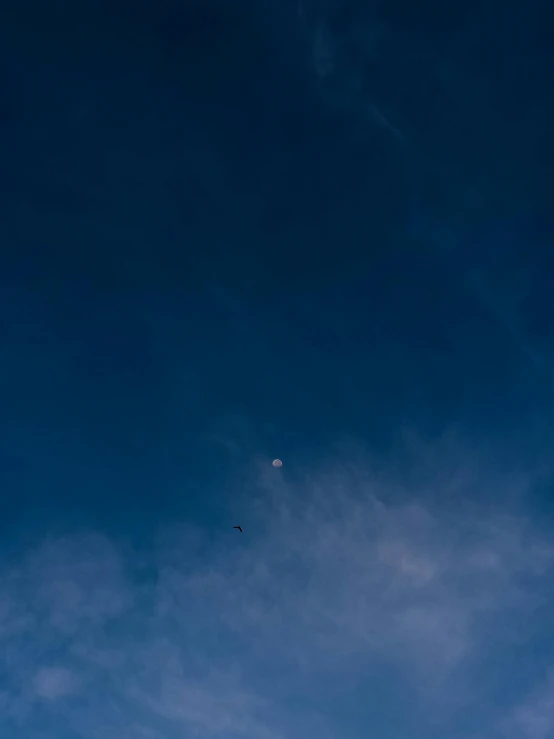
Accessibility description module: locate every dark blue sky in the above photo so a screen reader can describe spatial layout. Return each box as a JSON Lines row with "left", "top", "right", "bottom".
{"left": 1, "top": 3, "right": 554, "bottom": 737}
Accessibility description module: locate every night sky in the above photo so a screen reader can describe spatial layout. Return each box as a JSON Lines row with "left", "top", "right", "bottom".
{"left": 2, "top": 1, "right": 554, "bottom": 738}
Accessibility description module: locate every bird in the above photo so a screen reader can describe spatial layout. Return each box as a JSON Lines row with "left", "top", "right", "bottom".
{"left": 233, "top": 526, "right": 243, "bottom": 533}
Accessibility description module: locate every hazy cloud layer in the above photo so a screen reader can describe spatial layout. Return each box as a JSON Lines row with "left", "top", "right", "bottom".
{"left": 1, "top": 444, "right": 554, "bottom": 739}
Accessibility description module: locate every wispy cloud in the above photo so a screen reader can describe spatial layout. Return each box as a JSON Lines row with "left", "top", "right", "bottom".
{"left": 500, "top": 671, "right": 554, "bottom": 739}
{"left": 32, "top": 667, "right": 81, "bottom": 701}
{"left": 307, "top": 13, "right": 405, "bottom": 143}
{"left": 25, "top": 533, "right": 133, "bottom": 633}
{"left": 0, "top": 443, "right": 553, "bottom": 737}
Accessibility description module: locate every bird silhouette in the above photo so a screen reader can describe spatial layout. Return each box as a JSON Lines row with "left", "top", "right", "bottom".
{"left": 233, "top": 526, "right": 243, "bottom": 533}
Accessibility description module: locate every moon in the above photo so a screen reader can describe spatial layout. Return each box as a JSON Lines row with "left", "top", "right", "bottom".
{"left": 272, "top": 459, "right": 283, "bottom": 468}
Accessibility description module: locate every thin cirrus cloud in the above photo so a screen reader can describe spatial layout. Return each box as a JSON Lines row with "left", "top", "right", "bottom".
{"left": 1, "top": 443, "right": 554, "bottom": 738}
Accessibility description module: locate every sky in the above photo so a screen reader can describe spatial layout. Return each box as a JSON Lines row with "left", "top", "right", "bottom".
{"left": 1, "top": 0, "right": 554, "bottom": 737}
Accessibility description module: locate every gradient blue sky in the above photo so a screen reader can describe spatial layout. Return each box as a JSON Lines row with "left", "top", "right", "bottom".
{"left": 2, "top": 1, "right": 554, "bottom": 737}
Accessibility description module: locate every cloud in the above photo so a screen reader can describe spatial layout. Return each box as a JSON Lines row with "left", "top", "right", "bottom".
{"left": 25, "top": 533, "right": 133, "bottom": 633}
{"left": 32, "top": 667, "right": 81, "bottom": 701}
{"left": 0, "top": 443, "right": 553, "bottom": 737}
{"left": 126, "top": 677, "right": 283, "bottom": 739}
{"left": 305, "top": 10, "right": 405, "bottom": 144}
{"left": 500, "top": 672, "right": 554, "bottom": 739}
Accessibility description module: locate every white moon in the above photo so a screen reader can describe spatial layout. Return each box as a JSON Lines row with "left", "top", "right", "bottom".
{"left": 272, "top": 459, "right": 283, "bottom": 468}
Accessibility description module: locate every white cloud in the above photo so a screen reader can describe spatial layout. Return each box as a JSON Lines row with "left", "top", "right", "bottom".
{"left": 33, "top": 667, "right": 80, "bottom": 701}
{"left": 0, "top": 446, "right": 553, "bottom": 737}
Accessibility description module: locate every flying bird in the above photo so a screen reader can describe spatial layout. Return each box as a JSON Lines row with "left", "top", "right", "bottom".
{"left": 233, "top": 526, "right": 243, "bottom": 533}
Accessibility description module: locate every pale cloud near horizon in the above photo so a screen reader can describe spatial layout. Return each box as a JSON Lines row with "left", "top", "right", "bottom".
{"left": 1, "top": 443, "right": 554, "bottom": 738}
